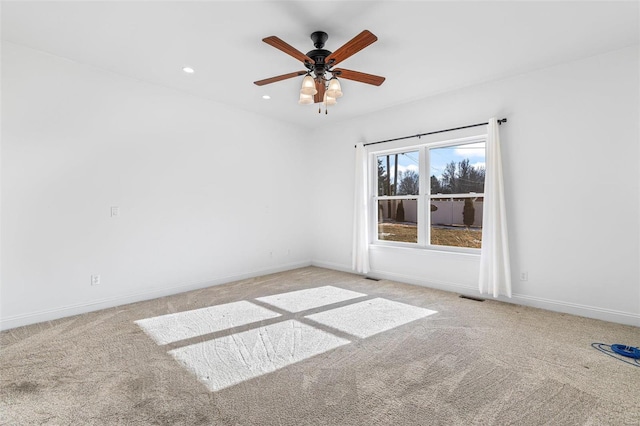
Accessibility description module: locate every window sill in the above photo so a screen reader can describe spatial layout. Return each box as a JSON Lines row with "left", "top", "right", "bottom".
{"left": 369, "top": 242, "right": 481, "bottom": 258}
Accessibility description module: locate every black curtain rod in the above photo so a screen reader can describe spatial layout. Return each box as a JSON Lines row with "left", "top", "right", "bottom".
{"left": 357, "top": 118, "right": 507, "bottom": 148}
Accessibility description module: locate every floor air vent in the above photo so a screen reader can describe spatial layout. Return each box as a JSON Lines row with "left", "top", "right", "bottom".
{"left": 459, "top": 295, "right": 484, "bottom": 302}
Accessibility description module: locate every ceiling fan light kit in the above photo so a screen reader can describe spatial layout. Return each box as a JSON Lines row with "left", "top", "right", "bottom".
{"left": 298, "top": 93, "right": 314, "bottom": 105}
{"left": 300, "top": 74, "right": 318, "bottom": 96}
{"left": 326, "top": 77, "right": 343, "bottom": 98}
{"left": 254, "top": 30, "right": 385, "bottom": 114}
{"left": 323, "top": 92, "right": 337, "bottom": 106}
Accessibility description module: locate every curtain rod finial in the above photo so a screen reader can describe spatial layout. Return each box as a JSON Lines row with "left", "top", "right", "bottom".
{"left": 498, "top": 118, "right": 507, "bottom": 125}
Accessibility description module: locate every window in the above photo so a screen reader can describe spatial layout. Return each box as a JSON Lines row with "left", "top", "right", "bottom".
{"left": 376, "top": 150, "right": 419, "bottom": 243}
{"left": 372, "top": 137, "right": 486, "bottom": 251}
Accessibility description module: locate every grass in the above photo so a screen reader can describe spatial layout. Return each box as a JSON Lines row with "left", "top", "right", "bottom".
{"left": 378, "top": 222, "right": 418, "bottom": 243}
{"left": 378, "top": 222, "right": 482, "bottom": 248}
{"left": 431, "top": 227, "right": 482, "bottom": 249}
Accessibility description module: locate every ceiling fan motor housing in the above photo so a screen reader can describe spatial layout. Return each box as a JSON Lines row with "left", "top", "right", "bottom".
{"left": 306, "top": 49, "right": 331, "bottom": 78}
{"left": 307, "top": 31, "right": 332, "bottom": 80}
{"left": 310, "top": 31, "right": 328, "bottom": 48}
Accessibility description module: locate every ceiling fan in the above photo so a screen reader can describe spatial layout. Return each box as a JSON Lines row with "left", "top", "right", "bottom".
{"left": 254, "top": 30, "right": 385, "bottom": 105}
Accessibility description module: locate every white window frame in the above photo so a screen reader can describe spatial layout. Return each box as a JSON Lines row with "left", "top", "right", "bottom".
{"left": 369, "top": 135, "right": 487, "bottom": 254}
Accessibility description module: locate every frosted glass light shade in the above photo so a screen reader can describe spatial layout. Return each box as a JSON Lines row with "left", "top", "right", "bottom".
{"left": 298, "top": 93, "right": 314, "bottom": 105}
{"left": 323, "top": 92, "right": 337, "bottom": 106}
{"left": 326, "top": 77, "right": 343, "bottom": 98}
{"left": 300, "top": 75, "right": 318, "bottom": 95}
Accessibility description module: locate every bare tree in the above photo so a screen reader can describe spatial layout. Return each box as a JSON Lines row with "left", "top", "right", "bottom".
{"left": 398, "top": 170, "right": 419, "bottom": 195}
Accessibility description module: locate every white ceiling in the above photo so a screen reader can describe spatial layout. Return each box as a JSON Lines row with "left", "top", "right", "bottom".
{"left": 2, "top": 1, "right": 638, "bottom": 129}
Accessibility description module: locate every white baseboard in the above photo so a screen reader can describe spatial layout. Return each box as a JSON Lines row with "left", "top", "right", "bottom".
{"left": 314, "top": 263, "right": 640, "bottom": 327}
{"left": 366, "top": 269, "right": 478, "bottom": 294}
{"left": 310, "top": 260, "right": 355, "bottom": 274}
{"left": 4, "top": 260, "right": 637, "bottom": 330}
{"left": 510, "top": 294, "right": 639, "bottom": 327}
{"left": 0, "top": 260, "right": 312, "bottom": 331}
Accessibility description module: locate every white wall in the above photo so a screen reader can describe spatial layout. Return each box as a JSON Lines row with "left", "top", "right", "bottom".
{"left": 310, "top": 46, "right": 640, "bottom": 326}
{"left": 2, "top": 43, "right": 638, "bottom": 330}
{"left": 1, "top": 43, "right": 312, "bottom": 329}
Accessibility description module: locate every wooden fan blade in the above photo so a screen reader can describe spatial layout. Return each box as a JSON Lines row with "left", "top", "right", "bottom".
{"left": 333, "top": 68, "right": 385, "bottom": 86}
{"left": 254, "top": 71, "right": 307, "bottom": 86}
{"left": 314, "top": 80, "right": 326, "bottom": 104}
{"left": 263, "top": 36, "right": 315, "bottom": 64}
{"left": 325, "top": 30, "right": 377, "bottom": 67}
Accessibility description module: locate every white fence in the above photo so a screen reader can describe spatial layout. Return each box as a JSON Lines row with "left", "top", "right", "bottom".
{"left": 378, "top": 198, "right": 484, "bottom": 227}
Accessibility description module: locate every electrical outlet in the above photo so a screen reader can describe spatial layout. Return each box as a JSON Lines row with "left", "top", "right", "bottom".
{"left": 91, "top": 275, "right": 101, "bottom": 286}
{"left": 110, "top": 206, "right": 120, "bottom": 217}
{"left": 520, "top": 272, "right": 528, "bottom": 281}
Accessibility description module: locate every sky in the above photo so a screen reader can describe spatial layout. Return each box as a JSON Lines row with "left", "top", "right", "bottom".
{"left": 378, "top": 141, "right": 486, "bottom": 183}
{"left": 431, "top": 142, "right": 485, "bottom": 179}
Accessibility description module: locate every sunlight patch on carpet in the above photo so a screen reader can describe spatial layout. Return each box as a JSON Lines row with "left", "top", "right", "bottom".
{"left": 168, "top": 319, "right": 350, "bottom": 392}
{"left": 306, "top": 298, "right": 437, "bottom": 338}
{"left": 136, "top": 287, "right": 439, "bottom": 392}
{"left": 256, "top": 286, "right": 366, "bottom": 313}
{"left": 135, "top": 301, "right": 280, "bottom": 345}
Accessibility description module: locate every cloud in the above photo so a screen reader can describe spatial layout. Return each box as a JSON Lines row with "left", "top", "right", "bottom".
{"left": 389, "top": 164, "right": 419, "bottom": 178}
{"left": 403, "top": 164, "right": 419, "bottom": 173}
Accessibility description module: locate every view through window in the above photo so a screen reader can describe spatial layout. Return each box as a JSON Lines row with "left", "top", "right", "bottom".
{"left": 374, "top": 138, "right": 486, "bottom": 250}
{"left": 376, "top": 150, "right": 419, "bottom": 243}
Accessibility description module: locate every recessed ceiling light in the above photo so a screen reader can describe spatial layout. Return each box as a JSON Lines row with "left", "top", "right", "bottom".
{"left": 262, "top": 95, "right": 271, "bottom": 100}
{"left": 182, "top": 67, "right": 195, "bottom": 74}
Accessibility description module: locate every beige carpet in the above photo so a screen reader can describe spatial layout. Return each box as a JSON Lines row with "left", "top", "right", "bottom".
{"left": 1, "top": 267, "right": 639, "bottom": 425}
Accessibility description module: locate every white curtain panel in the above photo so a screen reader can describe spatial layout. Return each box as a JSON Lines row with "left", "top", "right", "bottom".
{"left": 352, "top": 143, "right": 370, "bottom": 274}
{"left": 479, "top": 118, "right": 512, "bottom": 298}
